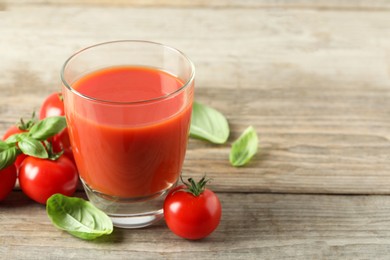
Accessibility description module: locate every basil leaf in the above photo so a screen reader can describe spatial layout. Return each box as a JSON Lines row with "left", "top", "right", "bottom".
{"left": 5, "top": 132, "right": 28, "bottom": 145}
{"left": 18, "top": 136, "right": 48, "bottom": 158}
{"left": 229, "top": 126, "right": 258, "bottom": 167}
{"left": 190, "top": 102, "right": 230, "bottom": 144}
{"left": 0, "top": 145, "right": 18, "bottom": 170}
{"left": 46, "top": 194, "right": 113, "bottom": 240}
{"left": 0, "top": 140, "right": 9, "bottom": 151}
{"left": 29, "top": 116, "right": 67, "bottom": 141}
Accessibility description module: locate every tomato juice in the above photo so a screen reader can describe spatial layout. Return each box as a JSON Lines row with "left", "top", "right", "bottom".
{"left": 65, "top": 66, "right": 193, "bottom": 198}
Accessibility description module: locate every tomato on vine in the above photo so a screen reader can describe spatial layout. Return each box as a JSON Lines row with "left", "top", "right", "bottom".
{"left": 39, "top": 92, "right": 74, "bottom": 163}
{"left": 163, "top": 176, "right": 222, "bottom": 240}
{"left": 2, "top": 113, "right": 37, "bottom": 169}
{"left": 1, "top": 116, "right": 76, "bottom": 204}
{"left": 3, "top": 127, "right": 27, "bottom": 169}
{"left": 19, "top": 154, "right": 78, "bottom": 205}
{"left": 39, "top": 92, "right": 65, "bottom": 119}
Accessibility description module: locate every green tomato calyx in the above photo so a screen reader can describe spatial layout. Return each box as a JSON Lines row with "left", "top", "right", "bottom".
{"left": 180, "top": 175, "right": 210, "bottom": 197}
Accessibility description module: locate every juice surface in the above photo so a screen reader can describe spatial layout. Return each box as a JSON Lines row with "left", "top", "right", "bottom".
{"left": 66, "top": 66, "right": 192, "bottom": 198}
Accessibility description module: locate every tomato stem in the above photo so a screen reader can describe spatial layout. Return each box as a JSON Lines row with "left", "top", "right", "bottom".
{"left": 17, "top": 111, "right": 37, "bottom": 131}
{"left": 180, "top": 175, "right": 210, "bottom": 197}
{"left": 57, "top": 92, "right": 64, "bottom": 102}
{"left": 44, "top": 140, "right": 63, "bottom": 161}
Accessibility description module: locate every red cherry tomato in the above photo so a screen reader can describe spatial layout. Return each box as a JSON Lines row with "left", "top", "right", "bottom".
{"left": 19, "top": 155, "right": 78, "bottom": 204}
{"left": 2, "top": 126, "right": 27, "bottom": 169}
{"left": 0, "top": 164, "right": 17, "bottom": 201}
{"left": 2, "top": 125, "right": 24, "bottom": 140}
{"left": 40, "top": 92, "right": 75, "bottom": 163}
{"left": 163, "top": 180, "right": 222, "bottom": 240}
{"left": 39, "top": 92, "right": 65, "bottom": 119}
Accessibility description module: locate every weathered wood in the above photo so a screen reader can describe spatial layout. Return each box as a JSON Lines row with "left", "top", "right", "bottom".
{"left": 1, "top": 192, "right": 390, "bottom": 259}
{"left": 4, "top": 0, "right": 390, "bottom": 10}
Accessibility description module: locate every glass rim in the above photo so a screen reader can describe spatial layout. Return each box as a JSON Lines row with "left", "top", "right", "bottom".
{"left": 60, "top": 40, "right": 195, "bottom": 105}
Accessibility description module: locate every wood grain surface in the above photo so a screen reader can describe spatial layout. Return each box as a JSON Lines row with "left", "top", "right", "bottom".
{"left": 2, "top": 191, "right": 390, "bottom": 259}
{"left": 1, "top": 1, "right": 390, "bottom": 259}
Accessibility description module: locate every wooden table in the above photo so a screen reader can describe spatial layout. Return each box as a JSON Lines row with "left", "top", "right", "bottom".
{"left": 1, "top": 1, "right": 390, "bottom": 259}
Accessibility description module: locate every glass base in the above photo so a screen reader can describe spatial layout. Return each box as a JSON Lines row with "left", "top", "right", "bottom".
{"left": 81, "top": 178, "right": 174, "bottom": 228}
{"left": 109, "top": 210, "right": 164, "bottom": 228}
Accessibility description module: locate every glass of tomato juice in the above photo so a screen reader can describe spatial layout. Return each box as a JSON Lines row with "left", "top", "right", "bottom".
{"left": 61, "top": 41, "right": 195, "bottom": 228}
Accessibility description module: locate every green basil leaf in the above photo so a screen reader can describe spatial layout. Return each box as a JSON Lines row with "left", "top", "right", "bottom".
{"left": 190, "top": 102, "right": 230, "bottom": 144}
{"left": 29, "top": 116, "right": 67, "bottom": 141}
{"left": 0, "top": 146, "right": 18, "bottom": 170}
{"left": 229, "top": 126, "right": 258, "bottom": 167}
{"left": 0, "top": 140, "right": 9, "bottom": 151}
{"left": 5, "top": 132, "right": 28, "bottom": 145}
{"left": 46, "top": 194, "right": 113, "bottom": 240}
{"left": 18, "top": 136, "right": 48, "bottom": 158}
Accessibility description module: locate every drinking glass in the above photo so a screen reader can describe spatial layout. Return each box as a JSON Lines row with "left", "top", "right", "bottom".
{"left": 61, "top": 40, "right": 195, "bottom": 228}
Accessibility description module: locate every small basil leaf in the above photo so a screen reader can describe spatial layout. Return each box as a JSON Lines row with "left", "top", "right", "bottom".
{"left": 0, "top": 146, "right": 18, "bottom": 170}
{"left": 29, "top": 116, "right": 67, "bottom": 141}
{"left": 18, "top": 136, "right": 48, "bottom": 158}
{"left": 229, "top": 126, "right": 258, "bottom": 167}
{"left": 46, "top": 194, "right": 113, "bottom": 240}
{"left": 5, "top": 132, "right": 28, "bottom": 145}
{"left": 190, "top": 102, "right": 230, "bottom": 144}
{"left": 0, "top": 140, "right": 9, "bottom": 151}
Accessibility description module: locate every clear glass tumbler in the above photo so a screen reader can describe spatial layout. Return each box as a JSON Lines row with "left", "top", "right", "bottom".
{"left": 61, "top": 40, "right": 195, "bottom": 228}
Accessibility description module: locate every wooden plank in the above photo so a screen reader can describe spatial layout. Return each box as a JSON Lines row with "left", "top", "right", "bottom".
{"left": 1, "top": 6, "right": 390, "bottom": 94}
{"left": 3, "top": 0, "right": 390, "bottom": 10}
{"left": 183, "top": 85, "right": 390, "bottom": 194}
{"left": 1, "top": 192, "right": 390, "bottom": 259}
{"left": 1, "top": 6, "right": 389, "bottom": 92}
